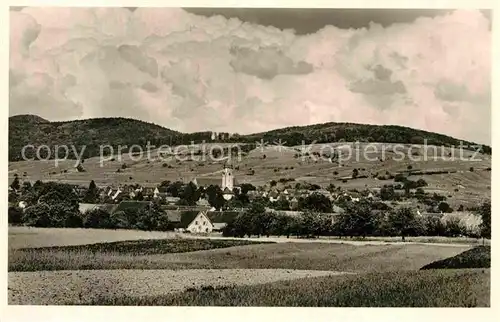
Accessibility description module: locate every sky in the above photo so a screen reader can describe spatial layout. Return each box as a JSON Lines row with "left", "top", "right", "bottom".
{"left": 9, "top": 8, "right": 491, "bottom": 144}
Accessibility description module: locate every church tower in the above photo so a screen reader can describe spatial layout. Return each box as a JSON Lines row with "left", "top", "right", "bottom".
{"left": 221, "top": 163, "right": 234, "bottom": 192}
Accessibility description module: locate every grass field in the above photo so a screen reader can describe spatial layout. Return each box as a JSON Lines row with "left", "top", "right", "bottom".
{"left": 8, "top": 226, "right": 180, "bottom": 249}
{"left": 9, "top": 239, "right": 470, "bottom": 272}
{"left": 8, "top": 227, "right": 489, "bottom": 306}
{"left": 16, "top": 238, "right": 272, "bottom": 255}
{"left": 83, "top": 269, "right": 490, "bottom": 307}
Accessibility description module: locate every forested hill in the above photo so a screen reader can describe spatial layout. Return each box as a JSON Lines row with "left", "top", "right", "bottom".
{"left": 240, "top": 122, "right": 482, "bottom": 148}
{"left": 8, "top": 115, "right": 490, "bottom": 161}
{"left": 9, "top": 116, "right": 182, "bottom": 161}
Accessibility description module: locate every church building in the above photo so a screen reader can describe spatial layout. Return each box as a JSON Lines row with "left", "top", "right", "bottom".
{"left": 191, "top": 163, "right": 238, "bottom": 200}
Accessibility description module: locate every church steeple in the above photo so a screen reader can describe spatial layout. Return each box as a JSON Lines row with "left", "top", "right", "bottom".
{"left": 221, "top": 162, "right": 234, "bottom": 192}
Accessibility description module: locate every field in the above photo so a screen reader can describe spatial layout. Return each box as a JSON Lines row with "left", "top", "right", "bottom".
{"left": 8, "top": 226, "right": 179, "bottom": 249}
{"left": 8, "top": 142, "right": 491, "bottom": 208}
{"left": 90, "top": 269, "right": 490, "bottom": 307}
{"left": 8, "top": 226, "right": 490, "bottom": 306}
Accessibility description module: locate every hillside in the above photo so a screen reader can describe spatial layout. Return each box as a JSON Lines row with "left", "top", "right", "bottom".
{"left": 8, "top": 115, "right": 490, "bottom": 161}
{"left": 240, "top": 122, "right": 481, "bottom": 148}
{"left": 9, "top": 116, "right": 183, "bottom": 161}
{"left": 8, "top": 115, "right": 491, "bottom": 208}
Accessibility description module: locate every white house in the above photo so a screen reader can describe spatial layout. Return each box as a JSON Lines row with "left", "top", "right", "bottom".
{"left": 186, "top": 211, "right": 214, "bottom": 233}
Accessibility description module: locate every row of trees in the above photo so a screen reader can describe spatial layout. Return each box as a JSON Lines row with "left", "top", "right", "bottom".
{"left": 223, "top": 200, "right": 491, "bottom": 240}
{"left": 8, "top": 200, "right": 171, "bottom": 231}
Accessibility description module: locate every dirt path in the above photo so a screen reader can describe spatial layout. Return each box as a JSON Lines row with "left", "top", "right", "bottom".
{"left": 8, "top": 269, "right": 352, "bottom": 305}
{"left": 185, "top": 235, "right": 483, "bottom": 248}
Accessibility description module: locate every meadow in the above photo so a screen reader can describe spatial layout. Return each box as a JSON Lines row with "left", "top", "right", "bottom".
{"left": 88, "top": 269, "right": 490, "bottom": 307}
{"left": 8, "top": 227, "right": 490, "bottom": 306}
{"left": 9, "top": 235, "right": 471, "bottom": 272}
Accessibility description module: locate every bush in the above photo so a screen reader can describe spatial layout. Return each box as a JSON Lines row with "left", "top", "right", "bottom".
{"left": 416, "top": 179, "right": 428, "bottom": 187}
{"left": 443, "top": 217, "right": 466, "bottom": 237}
{"left": 438, "top": 202, "right": 453, "bottom": 213}
{"left": 110, "top": 211, "right": 130, "bottom": 229}
{"left": 82, "top": 208, "right": 113, "bottom": 229}
{"left": 21, "top": 204, "right": 51, "bottom": 227}
{"left": 8, "top": 206, "right": 23, "bottom": 225}
{"left": 380, "top": 185, "right": 397, "bottom": 201}
{"left": 394, "top": 174, "right": 406, "bottom": 182}
{"left": 424, "top": 216, "right": 446, "bottom": 236}
{"left": 478, "top": 201, "right": 491, "bottom": 239}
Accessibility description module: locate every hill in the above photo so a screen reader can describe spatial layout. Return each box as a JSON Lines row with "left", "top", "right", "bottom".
{"left": 240, "top": 122, "right": 481, "bottom": 148}
{"left": 8, "top": 115, "right": 490, "bottom": 161}
{"left": 9, "top": 116, "right": 182, "bottom": 161}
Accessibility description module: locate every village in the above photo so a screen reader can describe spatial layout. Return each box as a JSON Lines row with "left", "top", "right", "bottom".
{"left": 8, "top": 159, "right": 488, "bottom": 239}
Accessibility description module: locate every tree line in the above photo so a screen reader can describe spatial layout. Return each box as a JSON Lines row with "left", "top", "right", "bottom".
{"left": 222, "top": 200, "right": 491, "bottom": 240}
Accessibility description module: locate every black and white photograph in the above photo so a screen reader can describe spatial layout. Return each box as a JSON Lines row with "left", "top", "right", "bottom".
{"left": 5, "top": 4, "right": 493, "bottom": 309}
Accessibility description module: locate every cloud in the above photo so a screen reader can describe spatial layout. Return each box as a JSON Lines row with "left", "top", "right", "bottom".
{"left": 229, "top": 46, "right": 313, "bottom": 79}
{"left": 9, "top": 8, "right": 491, "bottom": 144}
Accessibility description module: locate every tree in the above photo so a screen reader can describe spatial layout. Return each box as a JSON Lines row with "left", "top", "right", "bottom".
{"left": 83, "top": 180, "right": 100, "bottom": 203}
{"left": 438, "top": 202, "right": 452, "bottom": 213}
{"left": 134, "top": 191, "right": 144, "bottom": 201}
{"left": 273, "top": 198, "right": 290, "bottom": 211}
{"left": 478, "top": 201, "right": 491, "bottom": 239}
{"left": 10, "top": 176, "right": 20, "bottom": 191}
{"left": 388, "top": 207, "right": 418, "bottom": 241}
{"left": 298, "top": 193, "right": 332, "bottom": 213}
{"left": 8, "top": 206, "right": 23, "bottom": 225}
{"left": 110, "top": 210, "right": 130, "bottom": 229}
{"left": 180, "top": 182, "right": 201, "bottom": 206}
{"left": 21, "top": 181, "right": 32, "bottom": 194}
{"left": 166, "top": 181, "right": 183, "bottom": 197}
{"left": 424, "top": 216, "right": 446, "bottom": 236}
{"left": 416, "top": 179, "right": 428, "bottom": 187}
{"left": 82, "top": 208, "right": 113, "bottom": 229}
{"left": 240, "top": 183, "right": 256, "bottom": 195}
{"left": 337, "top": 201, "right": 377, "bottom": 238}
{"left": 206, "top": 185, "right": 225, "bottom": 210}
{"left": 22, "top": 203, "right": 52, "bottom": 227}
{"left": 326, "top": 183, "right": 336, "bottom": 193}
{"left": 380, "top": 185, "right": 396, "bottom": 201}
{"left": 394, "top": 174, "right": 406, "bottom": 182}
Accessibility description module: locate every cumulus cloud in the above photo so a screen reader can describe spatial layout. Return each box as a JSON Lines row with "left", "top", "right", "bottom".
{"left": 229, "top": 46, "right": 313, "bottom": 79}
{"left": 9, "top": 8, "right": 491, "bottom": 144}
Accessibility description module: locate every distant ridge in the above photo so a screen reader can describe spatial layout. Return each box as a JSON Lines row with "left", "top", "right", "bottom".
{"left": 8, "top": 115, "right": 489, "bottom": 161}
{"left": 9, "top": 114, "right": 49, "bottom": 124}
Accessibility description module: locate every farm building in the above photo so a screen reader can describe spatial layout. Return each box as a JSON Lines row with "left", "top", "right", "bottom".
{"left": 167, "top": 210, "right": 242, "bottom": 234}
